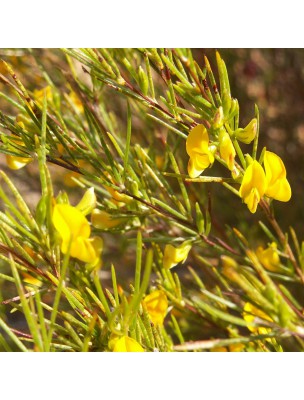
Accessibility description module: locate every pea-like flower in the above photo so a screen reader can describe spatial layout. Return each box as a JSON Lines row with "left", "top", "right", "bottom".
{"left": 112, "top": 336, "right": 144, "bottom": 352}
{"left": 52, "top": 203, "right": 102, "bottom": 265}
{"left": 143, "top": 290, "right": 168, "bottom": 326}
{"left": 186, "top": 124, "right": 214, "bottom": 178}
{"left": 239, "top": 160, "right": 267, "bottom": 213}
{"left": 218, "top": 128, "right": 236, "bottom": 171}
{"left": 256, "top": 242, "right": 280, "bottom": 272}
{"left": 163, "top": 242, "right": 191, "bottom": 269}
{"left": 264, "top": 151, "right": 291, "bottom": 202}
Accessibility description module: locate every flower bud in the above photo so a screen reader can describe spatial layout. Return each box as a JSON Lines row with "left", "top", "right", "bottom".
{"left": 213, "top": 106, "right": 224, "bottom": 129}
{"left": 235, "top": 118, "right": 257, "bottom": 144}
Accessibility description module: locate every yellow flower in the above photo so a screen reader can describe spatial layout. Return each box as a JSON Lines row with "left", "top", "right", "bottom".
{"left": 112, "top": 336, "right": 144, "bottom": 352}
{"left": 239, "top": 160, "right": 267, "bottom": 213}
{"left": 6, "top": 122, "right": 32, "bottom": 170}
{"left": 256, "top": 242, "right": 280, "bottom": 272}
{"left": 52, "top": 203, "right": 102, "bottom": 264}
{"left": 33, "top": 86, "right": 53, "bottom": 105}
{"left": 235, "top": 118, "right": 257, "bottom": 144}
{"left": 186, "top": 124, "right": 214, "bottom": 178}
{"left": 218, "top": 128, "right": 236, "bottom": 171}
{"left": 163, "top": 242, "right": 191, "bottom": 269}
{"left": 264, "top": 151, "right": 291, "bottom": 202}
{"left": 91, "top": 209, "right": 124, "bottom": 229}
{"left": 143, "top": 290, "right": 168, "bottom": 326}
{"left": 243, "top": 302, "right": 272, "bottom": 335}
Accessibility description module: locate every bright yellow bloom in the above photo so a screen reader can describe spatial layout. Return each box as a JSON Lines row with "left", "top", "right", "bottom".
{"left": 143, "top": 290, "right": 168, "bottom": 326}
{"left": 235, "top": 118, "right": 257, "bottom": 144}
{"left": 218, "top": 128, "right": 236, "bottom": 171}
{"left": 239, "top": 160, "right": 267, "bottom": 213}
{"left": 112, "top": 336, "right": 144, "bottom": 352}
{"left": 52, "top": 203, "right": 102, "bottom": 264}
{"left": 264, "top": 151, "right": 291, "bottom": 202}
{"left": 256, "top": 242, "right": 280, "bottom": 272}
{"left": 163, "top": 242, "right": 191, "bottom": 269}
{"left": 91, "top": 209, "right": 124, "bottom": 229}
{"left": 243, "top": 302, "right": 272, "bottom": 335}
{"left": 186, "top": 124, "right": 214, "bottom": 178}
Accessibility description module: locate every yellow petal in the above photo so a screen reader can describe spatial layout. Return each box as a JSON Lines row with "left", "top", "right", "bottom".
{"left": 186, "top": 124, "right": 209, "bottom": 157}
{"left": 21, "top": 272, "right": 42, "bottom": 288}
{"left": 243, "top": 302, "right": 272, "bottom": 334}
{"left": 88, "top": 236, "right": 104, "bottom": 268}
{"left": 107, "top": 186, "right": 133, "bottom": 204}
{"left": 235, "top": 118, "right": 257, "bottom": 144}
{"left": 256, "top": 243, "right": 280, "bottom": 272}
{"left": 187, "top": 157, "right": 203, "bottom": 179}
{"left": 163, "top": 242, "right": 191, "bottom": 269}
{"left": 187, "top": 153, "right": 211, "bottom": 178}
{"left": 239, "top": 161, "right": 266, "bottom": 213}
{"left": 113, "top": 336, "right": 144, "bottom": 352}
{"left": 91, "top": 209, "right": 124, "bottom": 229}
{"left": 52, "top": 204, "right": 91, "bottom": 243}
{"left": 76, "top": 238, "right": 99, "bottom": 264}
{"left": 264, "top": 151, "right": 291, "bottom": 202}
{"left": 76, "top": 187, "right": 96, "bottom": 216}
{"left": 143, "top": 290, "right": 168, "bottom": 326}
{"left": 218, "top": 129, "right": 235, "bottom": 171}
{"left": 6, "top": 155, "right": 32, "bottom": 170}
{"left": 245, "top": 188, "right": 261, "bottom": 214}
{"left": 186, "top": 125, "right": 214, "bottom": 178}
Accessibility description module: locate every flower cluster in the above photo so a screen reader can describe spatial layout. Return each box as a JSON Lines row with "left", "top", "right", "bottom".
{"left": 185, "top": 116, "right": 291, "bottom": 213}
